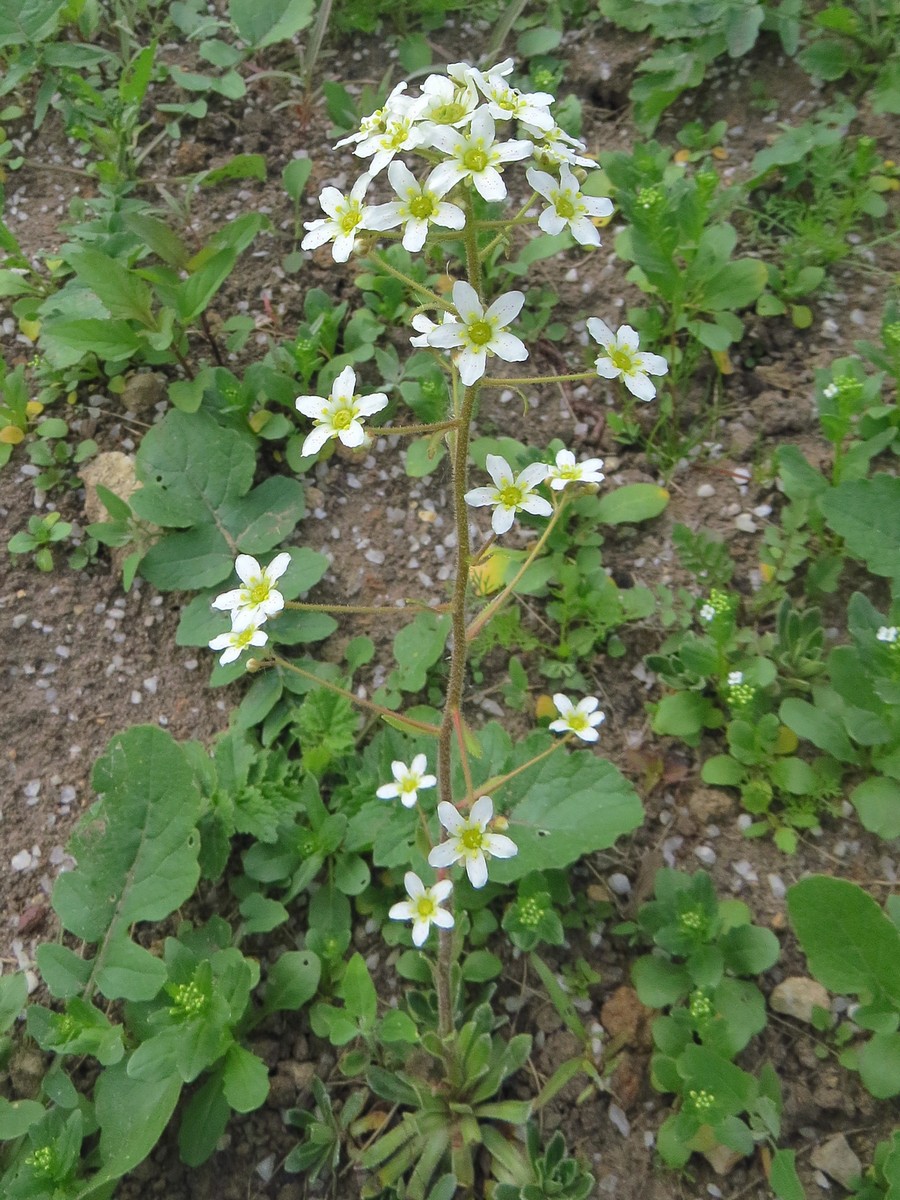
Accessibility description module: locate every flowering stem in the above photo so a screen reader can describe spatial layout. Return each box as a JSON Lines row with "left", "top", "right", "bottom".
{"left": 466, "top": 496, "right": 569, "bottom": 642}
{"left": 477, "top": 192, "right": 538, "bottom": 260}
{"left": 470, "top": 531, "right": 497, "bottom": 566}
{"left": 453, "top": 708, "right": 475, "bottom": 801}
{"left": 365, "top": 250, "right": 453, "bottom": 312}
{"left": 481, "top": 371, "right": 595, "bottom": 387}
{"left": 380, "top": 419, "right": 459, "bottom": 437}
{"left": 270, "top": 653, "right": 441, "bottom": 734}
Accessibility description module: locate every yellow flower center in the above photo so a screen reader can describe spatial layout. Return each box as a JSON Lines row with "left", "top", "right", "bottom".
{"left": 498, "top": 485, "right": 523, "bottom": 509}
{"left": 431, "top": 101, "right": 467, "bottom": 124}
{"left": 247, "top": 581, "right": 270, "bottom": 605}
{"left": 609, "top": 346, "right": 637, "bottom": 374}
{"left": 568, "top": 711, "right": 589, "bottom": 731}
{"left": 554, "top": 193, "right": 577, "bottom": 219}
{"left": 401, "top": 777, "right": 417, "bottom": 793}
{"left": 384, "top": 121, "right": 410, "bottom": 149}
{"left": 557, "top": 464, "right": 579, "bottom": 480}
{"left": 339, "top": 204, "right": 363, "bottom": 235}
{"left": 468, "top": 318, "right": 494, "bottom": 346}
{"left": 415, "top": 896, "right": 437, "bottom": 920}
{"left": 408, "top": 193, "right": 435, "bottom": 219}
{"left": 460, "top": 826, "right": 484, "bottom": 852}
{"left": 463, "top": 147, "right": 489, "bottom": 173}
{"left": 234, "top": 626, "right": 257, "bottom": 648}
{"left": 498, "top": 94, "right": 518, "bottom": 112}
{"left": 331, "top": 405, "right": 356, "bottom": 430}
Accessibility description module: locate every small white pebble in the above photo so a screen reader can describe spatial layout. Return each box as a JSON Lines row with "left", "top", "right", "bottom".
{"left": 608, "top": 873, "right": 631, "bottom": 896}
{"left": 734, "top": 513, "right": 756, "bottom": 533}
{"left": 696, "top": 483, "right": 716, "bottom": 498}
{"left": 768, "top": 873, "right": 786, "bottom": 900}
{"left": 608, "top": 1103, "right": 630, "bottom": 1137}
{"left": 694, "top": 845, "right": 717, "bottom": 866}
{"left": 11, "top": 850, "right": 33, "bottom": 871}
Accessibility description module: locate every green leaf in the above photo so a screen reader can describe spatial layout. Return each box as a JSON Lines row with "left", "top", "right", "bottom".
{"left": 41, "top": 318, "right": 143, "bottom": 367}
{"left": 198, "top": 154, "right": 266, "bottom": 188}
{"left": 632, "top": 955, "right": 691, "bottom": 1007}
{"left": 78, "top": 1062, "right": 182, "bottom": 1199}
{"left": 595, "top": 483, "right": 669, "bottom": 525}
{"left": 228, "top": 0, "right": 314, "bottom": 48}
{"left": 653, "top": 692, "right": 718, "bottom": 739}
{"left": 176, "top": 249, "right": 237, "bottom": 322}
{"left": 262, "top": 950, "right": 321, "bottom": 1016}
{"left": 387, "top": 610, "right": 450, "bottom": 695}
{"left": 701, "top": 756, "right": 744, "bottom": 786}
{"left": 65, "top": 249, "right": 156, "bottom": 326}
{"left": 779, "top": 697, "right": 859, "bottom": 763}
{"left": 0, "top": 972, "right": 27, "bottom": 1033}
{"left": 95, "top": 937, "right": 167, "bottom": 1002}
{"left": 678, "top": 1044, "right": 757, "bottom": 1115}
{"left": 139, "top": 523, "right": 232, "bottom": 590}
{"left": 720, "top": 925, "right": 780, "bottom": 975}
{"left": 858, "top": 1031, "right": 900, "bottom": 1098}
{"left": 124, "top": 213, "right": 191, "bottom": 269}
{"left": 36, "top": 943, "right": 93, "bottom": 998}
{"left": 283, "top": 157, "right": 313, "bottom": 203}
{"left": 51, "top": 727, "right": 200, "bottom": 1002}
{"left": 770, "top": 1148, "right": 805, "bottom": 1200}
{"left": 221, "top": 474, "right": 306, "bottom": 552}
{"left": 178, "top": 1072, "right": 230, "bottom": 1167}
{"left": 820, "top": 475, "right": 900, "bottom": 584}
{"left": 787, "top": 876, "right": 900, "bottom": 1007}
{"left": 222, "top": 1044, "right": 269, "bottom": 1112}
{"left": 798, "top": 37, "right": 852, "bottom": 80}
{"left": 851, "top": 777, "right": 900, "bottom": 840}
{"left": 339, "top": 953, "right": 377, "bottom": 1027}
{"left": 0, "top": 1097, "right": 45, "bottom": 1139}
{"left": 0, "top": 0, "right": 61, "bottom": 48}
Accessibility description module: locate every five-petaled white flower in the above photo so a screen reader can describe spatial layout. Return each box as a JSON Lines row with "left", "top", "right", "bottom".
{"left": 526, "top": 164, "right": 613, "bottom": 246}
{"left": 295, "top": 365, "right": 388, "bottom": 456}
{"left": 355, "top": 114, "right": 425, "bottom": 176}
{"left": 301, "top": 176, "right": 373, "bottom": 263}
{"left": 587, "top": 319, "right": 668, "bottom": 402}
{"left": 212, "top": 552, "right": 292, "bottom": 632}
{"left": 549, "top": 693, "right": 606, "bottom": 742}
{"left": 428, "top": 795, "right": 517, "bottom": 889}
{"left": 418, "top": 70, "right": 480, "bottom": 128}
{"left": 208, "top": 623, "right": 268, "bottom": 666}
{"left": 727, "top": 671, "right": 744, "bottom": 686}
{"left": 389, "top": 872, "right": 454, "bottom": 946}
{"left": 476, "top": 69, "right": 555, "bottom": 131}
{"left": 426, "top": 109, "right": 532, "bottom": 202}
{"left": 465, "top": 453, "right": 551, "bottom": 535}
{"left": 334, "top": 82, "right": 416, "bottom": 148}
{"left": 877, "top": 626, "right": 899, "bottom": 643}
{"left": 376, "top": 754, "right": 437, "bottom": 809}
{"left": 366, "top": 162, "right": 466, "bottom": 253}
{"left": 426, "top": 280, "right": 527, "bottom": 385}
{"left": 528, "top": 123, "right": 595, "bottom": 169}
{"left": 546, "top": 448, "right": 605, "bottom": 491}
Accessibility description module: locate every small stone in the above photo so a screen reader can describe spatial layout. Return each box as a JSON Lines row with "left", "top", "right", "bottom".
{"left": 79, "top": 452, "right": 140, "bottom": 525}
{"left": 696, "top": 483, "right": 716, "bottom": 498}
{"left": 608, "top": 872, "right": 631, "bottom": 896}
{"left": 608, "top": 1102, "right": 630, "bottom": 1136}
{"left": 11, "top": 850, "right": 33, "bottom": 871}
{"left": 704, "top": 1144, "right": 745, "bottom": 1175}
{"left": 770, "top": 976, "right": 830, "bottom": 1024}
{"left": 689, "top": 788, "right": 735, "bottom": 824}
{"left": 122, "top": 372, "right": 167, "bottom": 414}
{"left": 810, "top": 1135, "right": 863, "bottom": 1190}
{"left": 734, "top": 512, "right": 756, "bottom": 533}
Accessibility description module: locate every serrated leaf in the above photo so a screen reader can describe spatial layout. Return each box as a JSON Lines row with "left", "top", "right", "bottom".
{"left": 65, "top": 249, "right": 156, "bottom": 326}
{"left": 228, "top": 0, "right": 314, "bottom": 48}
{"left": 820, "top": 475, "right": 900, "bottom": 583}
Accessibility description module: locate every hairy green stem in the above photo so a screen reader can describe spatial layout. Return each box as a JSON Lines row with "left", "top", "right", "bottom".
{"left": 365, "top": 250, "right": 453, "bottom": 312}
{"left": 481, "top": 371, "right": 595, "bottom": 388}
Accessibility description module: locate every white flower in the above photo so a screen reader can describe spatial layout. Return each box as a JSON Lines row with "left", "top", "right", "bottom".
{"left": 376, "top": 754, "right": 437, "bottom": 809}
{"left": 365, "top": 162, "right": 466, "bottom": 253}
{"left": 355, "top": 114, "right": 424, "bottom": 176}
{"left": 301, "top": 176, "right": 373, "bottom": 263}
{"left": 465, "top": 453, "right": 551, "bottom": 535}
{"left": 426, "top": 109, "right": 532, "bottom": 202}
{"left": 409, "top": 310, "right": 458, "bottom": 348}
{"left": 699, "top": 603, "right": 716, "bottom": 623}
{"left": 418, "top": 71, "right": 480, "bottom": 128}
{"left": 428, "top": 795, "right": 517, "bottom": 889}
{"left": 208, "top": 623, "right": 268, "bottom": 666}
{"left": 212, "top": 553, "right": 292, "bottom": 632}
{"left": 548, "top": 694, "right": 606, "bottom": 742}
{"left": 587, "top": 319, "right": 668, "bottom": 402}
{"left": 526, "top": 164, "right": 613, "bottom": 246}
{"left": 334, "top": 82, "right": 416, "bottom": 148}
{"left": 426, "top": 280, "right": 527, "bottom": 385}
{"left": 546, "top": 448, "right": 605, "bottom": 491}
{"left": 389, "top": 872, "right": 454, "bottom": 946}
{"left": 476, "top": 70, "right": 555, "bottom": 131}
{"left": 528, "top": 123, "right": 595, "bottom": 169}
{"left": 295, "top": 365, "right": 388, "bottom": 456}
{"left": 822, "top": 383, "right": 839, "bottom": 399}
{"left": 727, "top": 671, "right": 744, "bottom": 686}
{"left": 877, "top": 625, "right": 899, "bottom": 643}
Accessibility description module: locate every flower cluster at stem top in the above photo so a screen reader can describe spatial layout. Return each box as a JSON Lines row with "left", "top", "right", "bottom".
{"left": 208, "top": 552, "right": 291, "bottom": 665}
{"left": 296, "top": 56, "right": 668, "bottom": 396}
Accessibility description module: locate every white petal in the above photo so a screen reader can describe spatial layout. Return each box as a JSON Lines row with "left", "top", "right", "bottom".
{"left": 517, "top": 461, "right": 550, "bottom": 489}
{"left": 526, "top": 166, "right": 556, "bottom": 200}
{"left": 402, "top": 219, "right": 429, "bottom": 253}
{"left": 302, "top": 424, "right": 334, "bottom": 456}
{"left": 428, "top": 325, "right": 466, "bottom": 349}
{"left": 301, "top": 222, "right": 336, "bottom": 250}
{"left": 456, "top": 346, "right": 487, "bottom": 385}
{"left": 578, "top": 696, "right": 600, "bottom": 714}
{"left": 410, "top": 754, "right": 427, "bottom": 777}
{"left": 400, "top": 791, "right": 418, "bottom": 809}
{"left": 389, "top": 900, "right": 416, "bottom": 920}
{"left": 437, "top": 801, "right": 465, "bottom": 834}
{"left": 365, "top": 203, "right": 404, "bottom": 231}
{"left": 586, "top": 317, "right": 615, "bottom": 349}
{"left": 431, "top": 879, "right": 453, "bottom": 903}
{"left": 235, "top": 554, "right": 261, "bottom": 585}
{"left": 208, "top": 632, "right": 233, "bottom": 650}
{"left": 427, "top": 159, "right": 465, "bottom": 193}
{"left": 485, "top": 454, "right": 512, "bottom": 487}
{"left": 465, "top": 853, "right": 489, "bottom": 889}
{"left": 411, "top": 919, "right": 430, "bottom": 946}
{"left": 318, "top": 187, "right": 344, "bottom": 217}
{"left": 404, "top": 871, "right": 425, "bottom": 899}
{"left": 212, "top": 589, "right": 242, "bottom": 611}
{"left": 594, "top": 357, "right": 621, "bottom": 380}
{"left": 432, "top": 908, "right": 455, "bottom": 929}
{"left": 553, "top": 693, "right": 575, "bottom": 717}
{"left": 356, "top": 392, "right": 389, "bottom": 416}
{"left": 618, "top": 325, "right": 640, "bottom": 351}
{"left": 331, "top": 365, "right": 357, "bottom": 400}
{"left": 376, "top": 783, "right": 400, "bottom": 799}
{"left": 518, "top": 494, "right": 553, "bottom": 517}
{"left": 492, "top": 504, "right": 516, "bottom": 534}
{"left": 267, "top": 552, "right": 291, "bottom": 581}
{"left": 469, "top": 108, "right": 495, "bottom": 143}
{"left": 489, "top": 332, "right": 528, "bottom": 362}
{"left": 465, "top": 487, "right": 498, "bottom": 508}
{"left": 470, "top": 794, "right": 494, "bottom": 827}
{"left": 575, "top": 726, "right": 600, "bottom": 742}
{"left": 624, "top": 371, "right": 657, "bottom": 402}
{"left": 388, "top": 159, "right": 417, "bottom": 196}
{"left": 295, "top": 394, "right": 326, "bottom": 418}
{"left": 584, "top": 196, "right": 614, "bottom": 218}
{"left": 433, "top": 202, "right": 466, "bottom": 229}
{"left": 485, "top": 289, "right": 524, "bottom": 327}
{"left": 452, "top": 280, "right": 483, "bottom": 323}
{"left": 495, "top": 138, "right": 533, "bottom": 162}
{"left": 570, "top": 217, "right": 601, "bottom": 246}
{"left": 555, "top": 450, "right": 576, "bottom": 469}
{"left": 539, "top": 209, "right": 567, "bottom": 236}
{"left": 484, "top": 833, "right": 517, "bottom": 859}
{"left": 339, "top": 419, "right": 367, "bottom": 448}
{"left": 331, "top": 233, "right": 355, "bottom": 263}
{"left": 637, "top": 351, "right": 669, "bottom": 376}
{"left": 428, "top": 841, "right": 461, "bottom": 868}
{"left": 473, "top": 167, "right": 507, "bottom": 202}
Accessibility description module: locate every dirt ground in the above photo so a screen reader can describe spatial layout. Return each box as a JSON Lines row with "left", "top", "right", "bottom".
{"left": 1, "top": 12, "right": 898, "bottom": 1200}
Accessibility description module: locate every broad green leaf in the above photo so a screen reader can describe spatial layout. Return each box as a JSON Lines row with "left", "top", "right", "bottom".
{"left": 0, "top": 0, "right": 61, "bottom": 47}
{"left": 0, "top": 1097, "right": 45, "bottom": 1139}
{"left": 779, "top": 697, "right": 858, "bottom": 763}
{"left": 123, "top": 213, "right": 191, "bottom": 269}
{"left": 220, "top": 475, "right": 306, "bottom": 552}
{"left": 820, "top": 475, "right": 900, "bottom": 584}
{"left": 339, "top": 953, "right": 377, "bottom": 1027}
{"left": 632, "top": 955, "right": 691, "bottom": 1007}
{"left": 678, "top": 1044, "right": 757, "bottom": 1115}
{"left": 36, "top": 943, "right": 93, "bottom": 998}
{"left": 787, "top": 876, "right": 900, "bottom": 1007}
{"left": 858, "top": 1031, "right": 900, "bottom": 1098}
{"left": 94, "top": 938, "right": 167, "bottom": 1002}
{"left": 262, "top": 950, "right": 321, "bottom": 1015}
{"left": 178, "top": 1072, "right": 230, "bottom": 1167}
{"left": 851, "top": 777, "right": 900, "bottom": 840}
{"left": 0, "top": 972, "right": 27, "bottom": 1033}
{"left": 65, "top": 249, "right": 155, "bottom": 326}
{"left": 222, "top": 1044, "right": 269, "bottom": 1112}
{"left": 139, "top": 523, "right": 233, "bottom": 590}
{"left": 770, "top": 1148, "right": 805, "bottom": 1200}
{"left": 700, "top": 258, "right": 767, "bottom": 311}
{"left": 596, "top": 483, "right": 669, "bottom": 525}
{"left": 387, "top": 610, "right": 451, "bottom": 695}
{"left": 198, "top": 154, "right": 266, "bottom": 188}
{"left": 228, "top": 0, "right": 314, "bottom": 48}
{"left": 51, "top": 727, "right": 201, "bottom": 1003}
{"left": 175, "top": 249, "right": 237, "bottom": 322}
{"left": 283, "top": 157, "right": 313, "bottom": 202}
{"left": 41, "top": 318, "right": 143, "bottom": 367}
